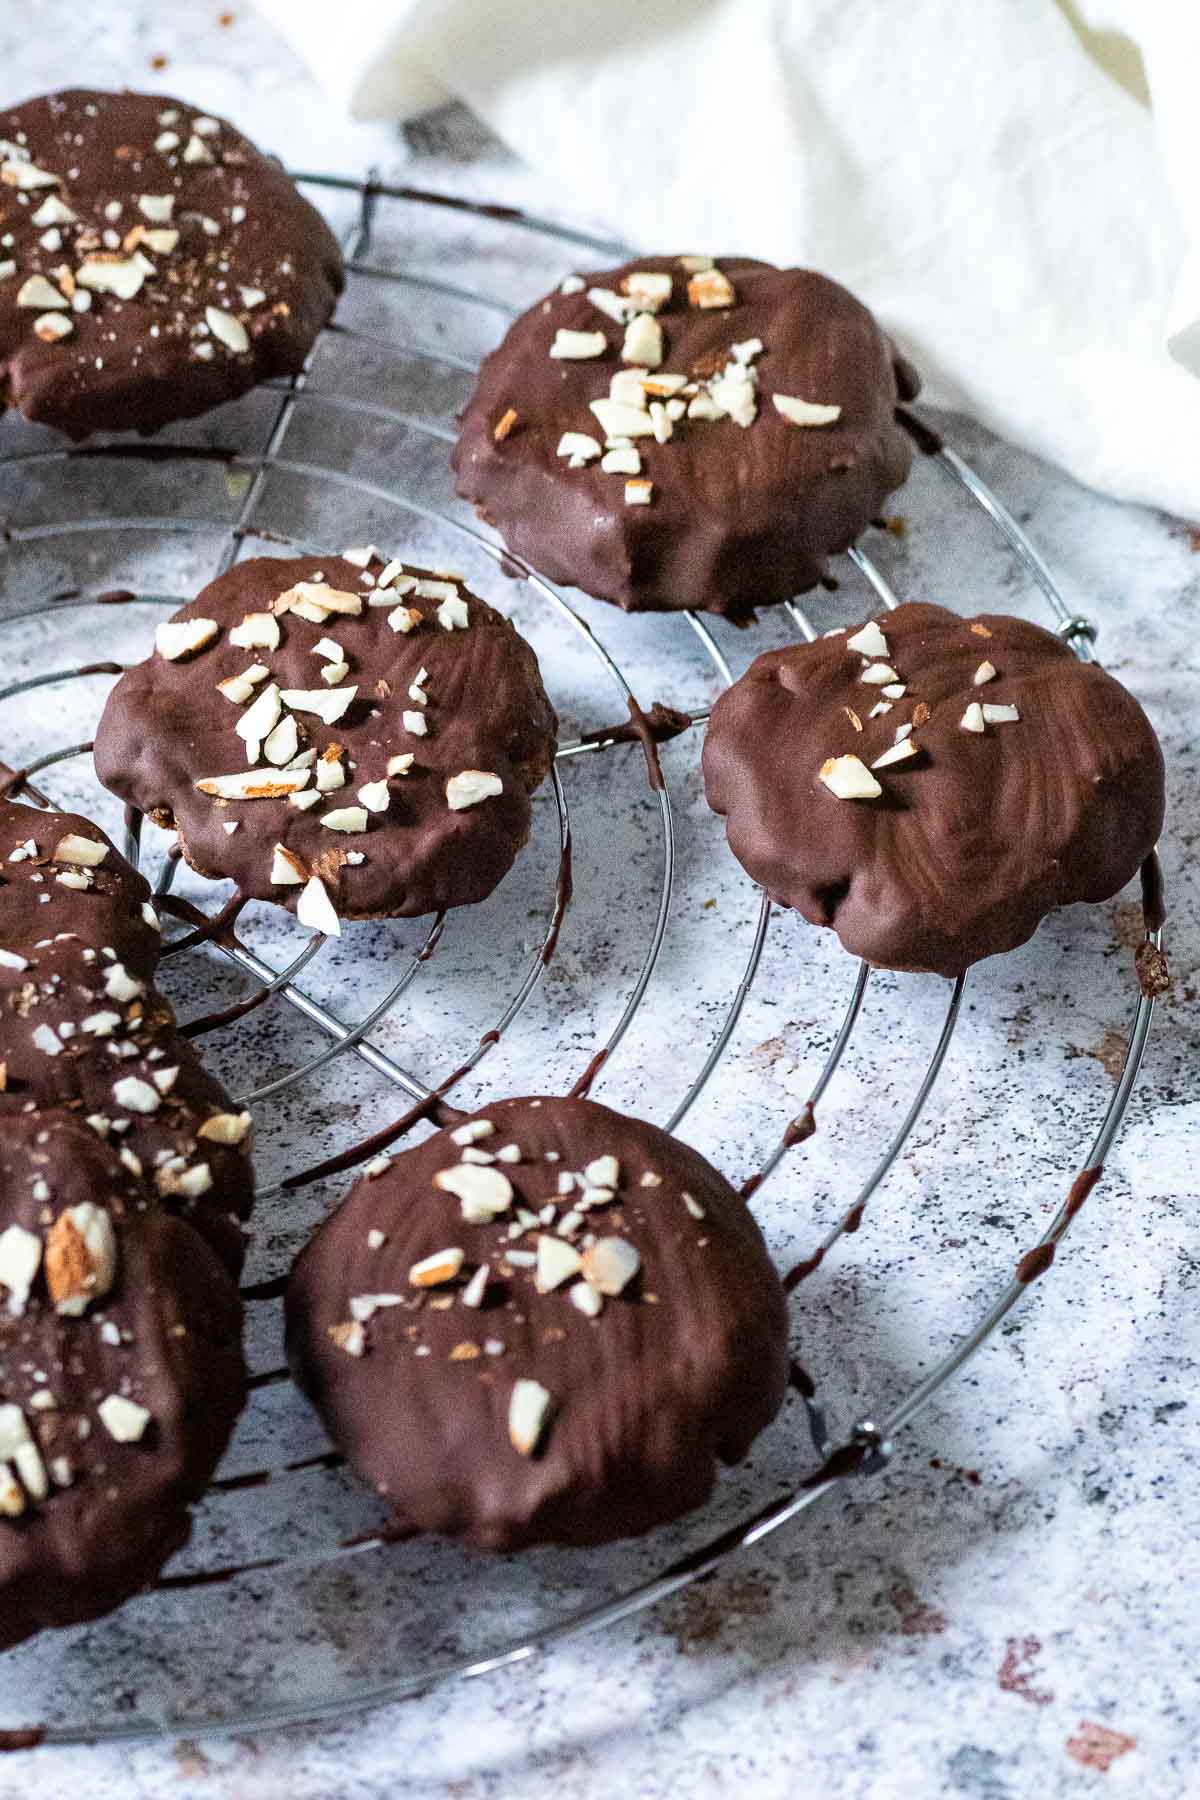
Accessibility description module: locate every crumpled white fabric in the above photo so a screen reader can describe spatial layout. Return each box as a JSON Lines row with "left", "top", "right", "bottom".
{"left": 256, "top": 0, "right": 1200, "bottom": 520}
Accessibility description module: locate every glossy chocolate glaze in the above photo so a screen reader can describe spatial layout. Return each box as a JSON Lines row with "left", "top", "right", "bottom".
{"left": 286, "top": 1096, "right": 789, "bottom": 1551}
{"left": 703, "top": 602, "right": 1165, "bottom": 976}
{"left": 0, "top": 800, "right": 254, "bottom": 1271}
{"left": 0, "top": 88, "right": 343, "bottom": 437}
{"left": 93, "top": 553, "right": 558, "bottom": 923}
{"left": 0, "top": 1111, "right": 245, "bottom": 1650}
{"left": 453, "top": 256, "right": 918, "bottom": 620}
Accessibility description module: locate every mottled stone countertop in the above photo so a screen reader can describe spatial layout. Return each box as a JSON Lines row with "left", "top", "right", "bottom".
{"left": 0, "top": 4, "right": 1197, "bottom": 1797}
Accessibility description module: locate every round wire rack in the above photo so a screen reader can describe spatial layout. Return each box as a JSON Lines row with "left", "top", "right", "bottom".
{"left": 0, "top": 174, "right": 1164, "bottom": 1746}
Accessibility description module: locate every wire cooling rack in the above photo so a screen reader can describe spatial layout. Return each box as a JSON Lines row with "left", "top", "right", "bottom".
{"left": 0, "top": 175, "right": 1165, "bottom": 1746}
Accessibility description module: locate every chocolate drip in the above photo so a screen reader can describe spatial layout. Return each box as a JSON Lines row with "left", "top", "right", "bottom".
{"left": 211, "top": 1449, "right": 344, "bottom": 1494}
{"left": 741, "top": 1102, "right": 816, "bottom": 1200}
{"left": 155, "top": 1551, "right": 285, "bottom": 1592}
{"left": 1140, "top": 851, "right": 1165, "bottom": 932}
{"left": 788, "top": 1358, "right": 817, "bottom": 1399}
{"left": 784, "top": 1246, "right": 826, "bottom": 1291}
{"left": 543, "top": 833, "right": 574, "bottom": 967}
{"left": 579, "top": 699, "right": 694, "bottom": 758}
{"left": 279, "top": 1035, "right": 497, "bottom": 1194}
{"left": 247, "top": 1367, "right": 290, "bottom": 1392}
{"left": 0, "top": 764, "right": 51, "bottom": 808}
{"left": 242, "top": 1273, "right": 290, "bottom": 1303}
{"left": 181, "top": 983, "right": 275, "bottom": 1040}
{"left": 159, "top": 890, "right": 247, "bottom": 959}
{"left": 895, "top": 406, "right": 944, "bottom": 456}
{"left": 567, "top": 1045, "right": 608, "bottom": 1099}
{"left": 1016, "top": 1165, "right": 1104, "bottom": 1285}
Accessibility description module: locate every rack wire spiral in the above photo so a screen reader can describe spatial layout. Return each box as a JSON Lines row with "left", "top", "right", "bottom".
{"left": 0, "top": 174, "right": 1165, "bottom": 1745}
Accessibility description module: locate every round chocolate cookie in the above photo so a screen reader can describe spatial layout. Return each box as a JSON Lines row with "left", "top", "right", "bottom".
{"left": 286, "top": 1095, "right": 790, "bottom": 1551}
{"left": 0, "top": 1110, "right": 245, "bottom": 1650}
{"left": 0, "top": 87, "right": 343, "bottom": 437}
{"left": 702, "top": 602, "right": 1165, "bottom": 976}
{"left": 94, "top": 553, "right": 558, "bottom": 932}
{"left": 452, "top": 255, "right": 918, "bottom": 621}
{"left": 0, "top": 801, "right": 256, "bottom": 1273}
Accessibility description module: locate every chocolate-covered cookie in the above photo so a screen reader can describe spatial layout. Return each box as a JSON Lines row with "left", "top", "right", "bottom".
{"left": 94, "top": 553, "right": 558, "bottom": 932}
{"left": 452, "top": 256, "right": 918, "bottom": 620}
{"left": 0, "top": 801, "right": 255, "bottom": 1271}
{"left": 702, "top": 602, "right": 1165, "bottom": 976}
{"left": 0, "top": 87, "right": 343, "bottom": 437}
{"left": 286, "top": 1096, "right": 789, "bottom": 1551}
{"left": 0, "top": 1111, "right": 245, "bottom": 1650}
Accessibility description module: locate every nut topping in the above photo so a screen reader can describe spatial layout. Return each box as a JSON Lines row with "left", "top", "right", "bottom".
{"left": 772, "top": 393, "right": 842, "bottom": 427}
{"left": 846, "top": 621, "right": 889, "bottom": 659}
{"left": 408, "top": 1246, "right": 465, "bottom": 1287}
{"left": 296, "top": 874, "right": 340, "bottom": 936}
{"left": 621, "top": 312, "right": 663, "bottom": 368}
{"left": 818, "top": 754, "right": 882, "bottom": 801}
{"left": 433, "top": 1163, "right": 513, "bottom": 1222}
{"left": 550, "top": 328, "right": 607, "bottom": 360}
{"left": 229, "top": 612, "right": 280, "bottom": 651}
{"left": 580, "top": 1236, "right": 641, "bottom": 1296}
{"left": 270, "top": 843, "right": 306, "bottom": 885}
{"left": 0, "top": 1225, "right": 41, "bottom": 1316}
{"left": 508, "top": 1378, "right": 553, "bottom": 1455}
{"left": 45, "top": 1203, "right": 118, "bottom": 1316}
{"left": 97, "top": 1395, "right": 152, "bottom": 1443}
{"left": 687, "top": 267, "right": 736, "bottom": 309}
{"left": 51, "top": 833, "right": 108, "bottom": 867}
{"left": 198, "top": 1111, "right": 253, "bottom": 1145}
{"left": 871, "top": 738, "right": 919, "bottom": 771}
{"left": 535, "top": 1235, "right": 583, "bottom": 1293}
{"left": 156, "top": 617, "right": 219, "bottom": 662}
{"left": 445, "top": 770, "right": 503, "bottom": 811}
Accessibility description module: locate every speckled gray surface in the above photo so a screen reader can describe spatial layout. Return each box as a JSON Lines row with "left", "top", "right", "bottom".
{"left": 0, "top": 5, "right": 1197, "bottom": 1796}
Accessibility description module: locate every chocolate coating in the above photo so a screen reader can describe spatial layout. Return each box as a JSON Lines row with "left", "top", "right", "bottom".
{"left": 702, "top": 602, "right": 1165, "bottom": 976}
{"left": 0, "top": 88, "right": 343, "bottom": 438}
{"left": 0, "top": 1111, "right": 245, "bottom": 1651}
{"left": 93, "top": 554, "right": 558, "bottom": 924}
{"left": 0, "top": 801, "right": 254, "bottom": 1271}
{"left": 452, "top": 256, "right": 918, "bottom": 620}
{"left": 286, "top": 1096, "right": 790, "bottom": 1551}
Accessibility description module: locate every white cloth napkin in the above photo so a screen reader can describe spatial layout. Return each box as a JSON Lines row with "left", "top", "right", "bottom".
{"left": 257, "top": 0, "right": 1200, "bottom": 522}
